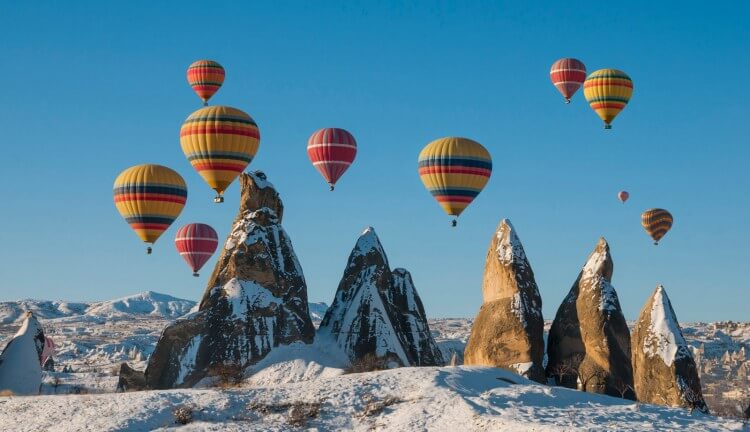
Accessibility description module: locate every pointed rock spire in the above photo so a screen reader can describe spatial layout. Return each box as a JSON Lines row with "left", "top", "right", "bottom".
{"left": 318, "top": 227, "right": 443, "bottom": 367}
{"left": 0, "top": 312, "right": 45, "bottom": 395}
{"left": 125, "top": 171, "right": 316, "bottom": 389}
{"left": 546, "top": 237, "right": 634, "bottom": 398}
{"left": 464, "top": 219, "right": 545, "bottom": 382}
{"left": 632, "top": 285, "right": 708, "bottom": 413}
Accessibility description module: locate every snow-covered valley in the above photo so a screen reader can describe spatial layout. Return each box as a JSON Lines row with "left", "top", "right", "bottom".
{"left": 0, "top": 292, "right": 748, "bottom": 431}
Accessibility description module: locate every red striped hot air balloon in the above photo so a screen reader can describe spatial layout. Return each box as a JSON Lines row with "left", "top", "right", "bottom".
{"left": 307, "top": 128, "right": 357, "bottom": 191}
{"left": 550, "top": 58, "right": 587, "bottom": 103}
{"left": 187, "top": 60, "right": 225, "bottom": 106}
{"left": 618, "top": 191, "right": 630, "bottom": 203}
{"left": 174, "top": 223, "right": 219, "bottom": 276}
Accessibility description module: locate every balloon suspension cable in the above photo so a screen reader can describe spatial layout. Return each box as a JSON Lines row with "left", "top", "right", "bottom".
{"left": 329, "top": 184, "right": 335, "bottom": 191}
{"left": 146, "top": 246, "right": 152, "bottom": 255}
{"left": 214, "top": 195, "right": 224, "bottom": 203}
{"left": 193, "top": 272, "right": 200, "bottom": 277}
{"left": 203, "top": 100, "right": 208, "bottom": 107}
{"left": 565, "top": 98, "right": 571, "bottom": 104}
{"left": 451, "top": 219, "right": 457, "bottom": 227}
{"left": 604, "top": 124, "right": 612, "bottom": 130}
{"left": 654, "top": 242, "right": 659, "bottom": 246}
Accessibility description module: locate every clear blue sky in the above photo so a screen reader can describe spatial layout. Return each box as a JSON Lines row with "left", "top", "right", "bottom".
{"left": 1, "top": 1, "right": 748, "bottom": 322}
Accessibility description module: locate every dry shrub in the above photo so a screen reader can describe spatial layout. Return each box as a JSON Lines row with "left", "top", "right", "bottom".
{"left": 0, "top": 390, "right": 15, "bottom": 397}
{"left": 356, "top": 395, "right": 402, "bottom": 418}
{"left": 172, "top": 405, "right": 194, "bottom": 425}
{"left": 345, "top": 353, "right": 388, "bottom": 374}
{"left": 209, "top": 363, "right": 244, "bottom": 388}
{"left": 287, "top": 402, "right": 321, "bottom": 427}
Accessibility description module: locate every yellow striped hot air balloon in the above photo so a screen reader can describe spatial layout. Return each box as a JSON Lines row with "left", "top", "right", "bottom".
{"left": 113, "top": 164, "right": 187, "bottom": 254}
{"left": 418, "top": 137, "right": 492, "bottom": 226}
{"left": 641, "top": 208, "right": 673, "bottom": 245}
{"left": 583, "top": 69, "right": 633, "bottom": 129}
{"left": 180, "top": 106, "right": 260, "bottom": 203}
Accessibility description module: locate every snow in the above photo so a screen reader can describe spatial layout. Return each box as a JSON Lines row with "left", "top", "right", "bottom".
{"left": 351, "top": 227, "right": 386, "bottom": 261}
{"left": 307, "top": 302, "right": 329, "bottom": 322}
{"left": 0, "top": 292, "right": 195, "bottom": 324}
{"left": 248, "top": 170, "right": 274, "bottom": 189}
{"left": 217, "top": 279, "right": 282, "bottom": 320}
{"left": 496, "top": 219, "right": 527, "bottom": 266}
{"left": 509, "top": 361, "right": 534, "bottom": 376}
{"left": 644, "top": 285, "right": 691, "bottom": 366}
{"left": 175, "top": 335, "right": 203, "bottom": 386}
{"left": 0, "top": 366, "right": 744, "bottom": 431}
{"left": 579, "top": 241, "right": 620, "bottom": 312}
{"left": 0, "top": 313, "right": 43, "bottom": 395}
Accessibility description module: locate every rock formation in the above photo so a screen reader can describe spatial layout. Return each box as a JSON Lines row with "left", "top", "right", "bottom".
{"left": 632, "top": 285, "right": 708, "bottom": 412}
{"left": 318, "top": 227, "right": 443, "bottom": 367}
{"left": 463, "top": 219, "right": 545, "bottom": 383}
{"left": 121, "top": 171, "right": 316, "bottom": 389}
{"left": 0, "top": 312, "right": 45, "bottom": 395}
{"left": 546, "top": 238, "right": 634, "bottom": 398}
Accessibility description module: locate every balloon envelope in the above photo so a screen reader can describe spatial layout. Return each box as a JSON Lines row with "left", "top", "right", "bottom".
{"left": 113, "top": 164, "right": 187, "bottom": 247}
{"left": 618, "top": 191, "right": 630, "bottom": 203}
{"left": 583, "top": 69, "right": 633, "bottom": 129}
{"left": 40, "top": 337, "right": 55, "bottom": 366}
{"left": 418, "top": 137, "right": 492, "bottom": 219}
{"left": 180, "top": 106, "right": 260, "bottom": 201}
{"left": 175, "top": 223, "right": 219, "bottom": 275}
{"left": 550, "top": 58, "right": 586, "bottom": 103}
{"left": 641, "top": 208, "right": 673, "bottom": 244}
{"left": 307, "top": 128, "right": 357, "bottom": 189}
{"left": 187, "top": 60, "right": 225, "bottom": 105}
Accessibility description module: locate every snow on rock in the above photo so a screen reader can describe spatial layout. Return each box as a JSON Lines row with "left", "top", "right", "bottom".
{"left": 546, "top": 237, "right": 634, "bottom": 398}
{"left": 464, "top": 219, "right": 545, "bottom": 383}
{"left": 122, "top": 171, "right": 316, "bottom": 389}
{"left": 318, "top": 227, "right": 443, "bottom": 367}
{"left": 0, "top": 312, "right": 45, "bottom": 395}
{"left": 632, "top": 285, "right": 707, "bottom": 412}
{"left": 307, "top": 302, "right": 329, "bottom": 322}
{"left": 0, "top": 366, "right": 745, "bottom": 431}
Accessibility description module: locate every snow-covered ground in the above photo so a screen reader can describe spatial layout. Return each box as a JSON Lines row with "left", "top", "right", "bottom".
{"left": 1, "top": 292, "right": 748, "bottom": 430}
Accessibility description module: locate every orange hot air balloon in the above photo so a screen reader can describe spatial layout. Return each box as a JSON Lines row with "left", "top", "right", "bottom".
{"left": 187, "top": 60, "right": 225, "bottom": 105}
{"left": 618, "top": 191, "right": 629, "bottom": 203}
{"left": 641, "top": 208, "right": 673, "bottom": 245}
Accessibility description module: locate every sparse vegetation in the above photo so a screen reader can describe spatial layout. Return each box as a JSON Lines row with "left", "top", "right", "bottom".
{"left": 356, "top": 394, "right": 402, "bottom": 418}
{"left": 345, "top": 353, "right": 388, "bottom": 374}
{"left": 287, "top": 402, "right": 321, "bottom": 427}
{"left": 210, "top": 363, "right": 244, "bottom": 388}
{"left": 172, "top": 405, "right": 194, "bottom": 425}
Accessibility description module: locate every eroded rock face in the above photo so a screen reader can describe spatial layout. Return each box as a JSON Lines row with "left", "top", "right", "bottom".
{"left": 0, "top": 312, "right": 45, "bottom": 395}
{"left": 546, "top": 238, "right": 634, "bottom": 399}
{"left": 632, "top": 285, "right": 707, "bottom": 412}
{"left": 126, "top": 171, "right": 316, "bottom": 389}
{"left": 318, "top": 227, "right": 443, "bottom": 367}
{"left": 464, "top": 219, "right": 545, "bottom": 383}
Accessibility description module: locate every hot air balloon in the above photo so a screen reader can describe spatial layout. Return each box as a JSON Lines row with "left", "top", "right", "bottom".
{"left": 418, "top": 137, "right": 492, "bottom": 227}
{"left": 641, "top": 208, "right": 673, "bottom": 245}
{"left": 307, "top": 128, "right": 357, "bottom": 191}
{"left": 113, "top": 164, "right": 187, "bottom": 254}
{"left": 40, "top": 337, "right": 55, "bottom": 366}
{"left": 180, "top": 106, "right": 260, "bottom": 203}
{"left": 187, "top": 60, "right": 225, "bottom": 106}
{"left": 583, "top": 69, "right": 633, "bottom": 129}
{"left": 175, "top": 223, "right": 219, "bottom": 277}
{"left": 550, "top": 58, "right": 586, "bottom": 103}
{"left": 618, "top": 191, "right": 630, "bottom": 203}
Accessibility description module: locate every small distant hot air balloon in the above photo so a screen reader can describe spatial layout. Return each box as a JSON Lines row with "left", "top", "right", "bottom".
{"left": 187, "top": 60, "right": 225, "bottom": 106}
{"left": 307, "top": 128, "right": 357, "bottom": 191}
{"left": 583, "top": 69, "right": 633, "bottom": 129}
{"left": 113, "top": 164, "right": 187, "bottom": 254}
{"left": 180, "top": 106, "right": 260, "bottom": 203}
{"left": 418, "top": 137, "right": 492, "bottom": 227}
{"left": 641, "top": 208, "right": 673, "bottom": 245}
{"left": 175, "top": 223, "right": 219, "bottom": 277}
{"left": 618, "top": 191, "right": 630, "bottom": 204}
{"left": 550, "top": 58, "right": 587, "bottom": 103}
{"left": 40, "top": 337, "right": 55, "bottom": 366}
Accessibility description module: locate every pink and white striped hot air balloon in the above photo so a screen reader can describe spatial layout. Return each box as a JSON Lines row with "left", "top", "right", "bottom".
{"left": 40, "top": 337, "right": 55, "bottom": 366}
{"left": 307, "top": 128, "right": 357, "bottom": 191}
{"left": 174, "top": 223, "right": 219, "bottom": 277}
{"left": 550, "top": 58, "right": 587, "bottom": 103}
